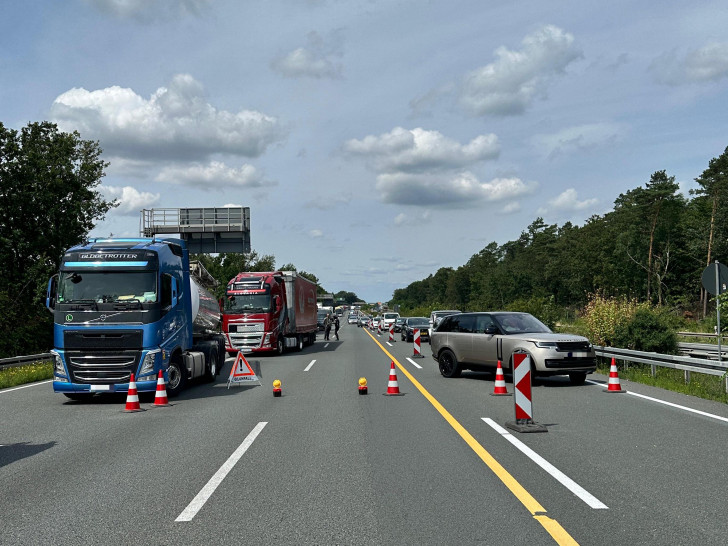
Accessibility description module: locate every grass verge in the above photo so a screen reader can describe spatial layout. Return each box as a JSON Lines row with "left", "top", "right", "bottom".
{"left": 597, "top": 359, "right": 728, "bottom": 404}
{"left": 0, "top": 361, "right": 53, "bottom": 390}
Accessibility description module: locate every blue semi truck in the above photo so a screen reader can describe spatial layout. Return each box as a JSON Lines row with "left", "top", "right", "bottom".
{"left": 45, "top": 237, "right": 226, "bottom": 399}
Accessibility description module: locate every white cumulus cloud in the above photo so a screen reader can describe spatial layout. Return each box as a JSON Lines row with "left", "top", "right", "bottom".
{"left": 271, "top": 31, "right": 344, "bottom": 79}
{"left": 650, "top": 42, "right": 728, "bottom": 85}
{"left": 50, "top": 74, "right": 286, "bottom": 162}
{"left": 100, "top": 185, "right": 161, "bottom": 215}
{"left": 84, "top": 0, "right": 210, "bottom": 21}
{"left": 375, "top": 172, "right": 536, "bottom": 207}
{"left": 531, "top": 122, "right": 624, "bottom": 159}
{"left": 537, "top": 188, "right": 598, "bottom": 216}
{"left": 344, "top": 127, "right": 499, "bottom": 172}
{"left": 459, "top": 25, "right": 582, "bottom": 116}
{"left": 155, "top": 161, "right": 268, "bottom": 189}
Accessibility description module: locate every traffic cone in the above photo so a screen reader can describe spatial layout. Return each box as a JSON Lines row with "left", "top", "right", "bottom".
{"left": 124, "top": 373, "right": 143, "bottom": 412}
{"left": 491, "top": 360, "right": 512, "bottom": 396}
{"left": 358, "top": 377, "right": 368, "bottom": 395}
{"left": 383, "top": 361, "right": 405, "bottom": 396}
{"left": 273, "top": 379, "right": 282, "bottom": 397}
{"left": 604, "top": 358, "right": 626, "bottom": 393}
{"left": 152, "top": 370, "right": 170, "bottom": 407}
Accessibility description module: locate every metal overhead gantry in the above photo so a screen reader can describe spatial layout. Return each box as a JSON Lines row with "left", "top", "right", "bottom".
{"left": 140, "top": 207, "right": 251, "bottom": 254}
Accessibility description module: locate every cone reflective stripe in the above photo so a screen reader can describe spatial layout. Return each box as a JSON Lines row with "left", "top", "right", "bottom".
{"left": 124, "top": 373, "right": 142, "bottom": 412}
{"left": 413, "top": 329, "right": 422, "bottom": 356}
{"left": 491, "top": 360, "right": 511, "bottom": 396}
{"left": 384, "top": 361, "right": 404, "bottom": 395}
{"left": 604, "top": 358, "right": 626, "bottom": 393}
{"left": 152, "top": 370, "right": 170, "bottom": 407}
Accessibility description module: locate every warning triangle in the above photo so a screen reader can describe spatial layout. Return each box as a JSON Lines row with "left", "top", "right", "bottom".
{"left": 227, "top": 351, "right": 261, "bottom": 388}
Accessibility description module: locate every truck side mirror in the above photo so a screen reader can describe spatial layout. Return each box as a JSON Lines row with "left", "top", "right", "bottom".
{"left": 46, "top": 275, "right": 58, "bottom": 311}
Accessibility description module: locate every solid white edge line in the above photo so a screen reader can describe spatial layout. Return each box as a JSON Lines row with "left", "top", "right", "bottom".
{"left": 406, "top": 357, "right": 423, "bottom": 369}
{"left": 1, "top": 380, "right": 53, "bottom": 394}
{"left": 304, "top": 360, "right": 316, "bottom": 372}
{"left": 586, "top": 379, "right": 728, "bottom": 424}
{"left": 175, "top": 421, "right": 268, "bottom": 522}
{"left": 482, "top": 418, "right": 608, "bottom": 510}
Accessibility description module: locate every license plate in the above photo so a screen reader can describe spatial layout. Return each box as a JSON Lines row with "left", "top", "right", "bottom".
{"left": 90, "top": 384, "right": 111, "bottom": 392}
{"left": 568, "top": 352, "right": 587, "bottom": 358}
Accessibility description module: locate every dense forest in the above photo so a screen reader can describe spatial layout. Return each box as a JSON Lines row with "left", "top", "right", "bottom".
{"left": 391, "top": 154, "right": 728, "bottom": 320}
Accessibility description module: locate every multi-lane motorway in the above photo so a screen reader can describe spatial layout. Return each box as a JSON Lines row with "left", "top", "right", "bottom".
{"left": 3, "top": 321, "right": 728, "bottom": 545}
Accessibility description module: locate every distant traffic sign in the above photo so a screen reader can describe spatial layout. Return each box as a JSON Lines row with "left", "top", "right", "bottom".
{"left": 701, "top": 262, "right": 728, "bottom": 296}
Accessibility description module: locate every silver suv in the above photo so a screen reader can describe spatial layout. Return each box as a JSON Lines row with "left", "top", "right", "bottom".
{"left": 430, "top": 311, "right": 596, "bottom": 384}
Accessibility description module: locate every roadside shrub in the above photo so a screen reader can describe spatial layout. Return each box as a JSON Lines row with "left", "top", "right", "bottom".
{"left": 582, "top": 293, "right": 644, "bottom": 346}
{"left": 613, "top": 308, "right": 678, "bottom": 354}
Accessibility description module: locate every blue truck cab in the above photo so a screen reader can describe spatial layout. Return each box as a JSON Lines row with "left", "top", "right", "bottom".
{"left": 46, "top": 237, "right": 225, "bottom": 400}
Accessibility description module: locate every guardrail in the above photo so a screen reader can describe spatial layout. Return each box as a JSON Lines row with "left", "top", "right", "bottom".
{"left": 0, "top": 353, "right": 53, "bottom": 371}
{"left": 594, "top": 346, "right": 728, "bottom": 392}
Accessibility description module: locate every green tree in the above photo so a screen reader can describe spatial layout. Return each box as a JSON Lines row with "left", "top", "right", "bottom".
{"left": 692, "top": 146, "right": 728, "bottom": 315}
{"left": 0, "top": 121, "right": 116, "bottom": 356}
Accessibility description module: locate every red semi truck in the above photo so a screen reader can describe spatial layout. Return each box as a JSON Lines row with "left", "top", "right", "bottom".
{"left": 222, "top": 271, "right": 318, "bottom": 354}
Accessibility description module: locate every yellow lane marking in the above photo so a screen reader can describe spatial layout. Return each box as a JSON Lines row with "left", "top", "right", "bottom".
{"left": 364, "top": 329, "right": 579, "bottom": 546}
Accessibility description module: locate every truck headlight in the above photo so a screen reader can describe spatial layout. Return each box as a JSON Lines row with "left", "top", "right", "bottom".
{"left": 51, "top": 351, "right": 69, "bottom": 381}
{"left": 534, "top": 341, "right": 558, "bottom": 348}
{"left": 138, "top": 349, "right": 160, "bottom": 379}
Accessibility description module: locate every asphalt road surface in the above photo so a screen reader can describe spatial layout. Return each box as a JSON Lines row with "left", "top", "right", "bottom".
{"left": 4, "top": 321, "right": 728, "bottom": 545}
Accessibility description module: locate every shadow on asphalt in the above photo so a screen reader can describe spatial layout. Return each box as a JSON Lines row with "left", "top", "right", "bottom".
{"left": 0, "top": 441, "right": 56, "bottom": 468}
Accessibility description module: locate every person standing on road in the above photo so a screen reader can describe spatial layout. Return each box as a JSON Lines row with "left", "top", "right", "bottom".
{"left": 334, "top": 314, "right": 340, "bottom": 340}
{"left": 324, "top": 313, "right": 332, "bottom": 341}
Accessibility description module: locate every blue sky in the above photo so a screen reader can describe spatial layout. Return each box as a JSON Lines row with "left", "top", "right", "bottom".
{"left": 2, "top": 1, "right": 728, "bottom": 302}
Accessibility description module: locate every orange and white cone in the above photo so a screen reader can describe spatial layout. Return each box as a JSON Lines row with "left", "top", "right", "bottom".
{"left": 604, "top": 358, "right": 626, "bottom": 393}
{"left": 124, "top": 373, "right": 143, "bottom": 412}
{"left": 384, "top": 361, "right": 404, "bottom": 396}
{"left": 491, "top": 360, "right": 512, "bottom": 396}
{"left": 152, "top": 370, "right": 170, "bottom": 407}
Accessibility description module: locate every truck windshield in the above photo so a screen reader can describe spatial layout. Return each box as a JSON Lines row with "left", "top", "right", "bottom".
{"left": 58, "top": 271, "right": 157, "bottom": 303}
{"left": 225, "top": 293, "right": 272, "bottom": 313}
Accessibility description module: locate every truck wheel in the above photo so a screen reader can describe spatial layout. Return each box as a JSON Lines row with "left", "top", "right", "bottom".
{"left": 438, "top": 349, "right": 461, "bottom": 378}
{"left": 166, "top": 357, "right": 187, "bottom": 397}
{"left": 296, "top": 336, "right": 304, "bottom": 351}
{"left": 204, "top": 346, "right": 219, "bottom": 382}
{"left": 276, "top": 338, "right": 285, "bottom": 356}
{"left": 569, "top": 372, "right": 587, "bottom": 385}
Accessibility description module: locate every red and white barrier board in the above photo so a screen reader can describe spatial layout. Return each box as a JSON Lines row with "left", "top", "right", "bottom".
{"left": 412, "top": 329, "right": 424, "bottom": 358}
{"left": 505, "top": 352, "right": 546, "bottom": 433}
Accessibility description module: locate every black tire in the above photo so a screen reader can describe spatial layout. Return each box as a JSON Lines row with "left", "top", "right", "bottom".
{"left": 276, "top": 337, "right": 285, "bottom": 356}
{"left": 569, "top": 372, "right": 587, "bottom": 385}
{"left": 166, "top": 357, "right": 187, "bottom": 397}
{"left": 296, "top": 336, "right": 304, "bottom": 351}
{"left": 438, "top": 349, "right": 461, "bottom": 378}
{"left": 63, "top": 393, "right": 90, "bottom": 402}
{"left": 203, "top": 346, "right": 218, "bottom": 382}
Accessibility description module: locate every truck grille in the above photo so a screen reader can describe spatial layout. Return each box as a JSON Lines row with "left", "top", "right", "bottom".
{"left": 228, "top": 323, "right": 264, "bottom": 333}
{"left": 63, "top": 330, "right": 143, "bottom": 383}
